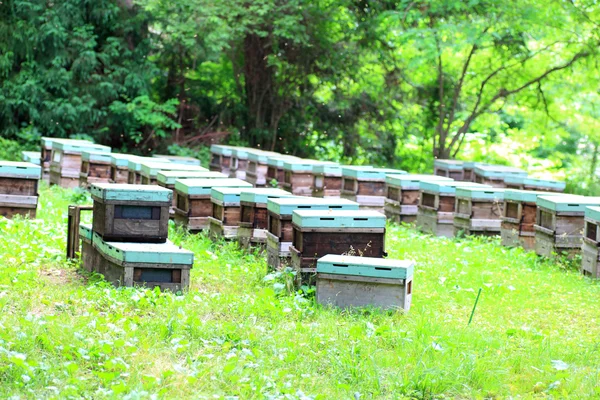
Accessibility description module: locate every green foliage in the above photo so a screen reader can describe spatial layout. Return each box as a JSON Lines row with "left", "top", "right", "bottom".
{"left": 0, "top": 137, "right": 26, "bottom": 161}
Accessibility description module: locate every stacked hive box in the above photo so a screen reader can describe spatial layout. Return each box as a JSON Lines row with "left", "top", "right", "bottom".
{"left": 79, "top": 223, "right": 95, "bottom": 272}
{"left": 0, "top": 161, "right": 42, "bottom": 219}
{"left": 140, "top": 162, "right": 207, "bottom": 185}
{"left": 312, "top": 164, "right": 345, "bottom": 198}
{"left": 504, "top": 176, "right": 565, "bottom": 192}
{"left": 246, "top": 150, "right": 280, "bottom": 187}
{"left": 229, "top": 148, "right": 250, "bottom": 180}
{"left": 80, "top": 151, "right": 113, "bottom": 188}
{"left": 88, "top": 183, "right": 194, "bottom": 291}
{"left": 384, "top": 174, "right": 453, "bottom": 223}
{"left": 266, "top": 155, "right": 300, "bottom": 188}
{"left": 127, "top": 157, "right": 170, "bottom": 184}
{"left": 582, "top": 206, "right": 600, "bottom": 278}
{"left": 158, "top": 171, "right": 227, "bottom": 214}
{"left": 463, "top": 162, "right": 486, "bottom": 182}
{"left": 41, "top": 137, "right": 91, "bottom": 182}
{"left": 152, "top": 154, "right": 201, "bottom": 166}
{"left": 208, "top": 187, "right": 246, "bottom": 239}
{"left": 416, "top": 181, "right": 489, "bottom": 237}
{"left": 110, "top": 154, "right": 141, "bottom": 184}
{"left": 282, "top": 160, "right": 337, "bottom": 196}
{"left": 316, "top": 255, "right": 414, "bottom": 311}
{"left": 453, "top": 187, "right": 505, "bottom": 236}
{"left": 50, "top": 141, "right": 111, "bottom": 188}
{"left": 534, "top": 196, "right": 600, "bottom": 258}
{"left": 209, "top": 144, "right": 234, "bottom": 175}
{"left": 434, "top": 160, "right": 464, "bottom": 180}
{"left": 341, "top": 167, "right": 406, "bottom": 211}
{"left": 22, "top": 151, "right": 41, "bottom": 166}
{"left": 266, "top": 198, "right": 359, "bottom": 269}
{"left": 173, "top": 178, "right": 252, "bottom": 231}
{"left": 473, "top": 165, "right": 528, "bottom": 188}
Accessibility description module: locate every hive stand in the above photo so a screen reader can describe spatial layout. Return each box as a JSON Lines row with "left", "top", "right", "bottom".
{"left": 266, "top": 155, "right": 301, "bottom": 188}
{"left": 312, "top": 164, "right": 347, "bottom": 198}
{"left": 316, "top": 255, "right": 414, "bottom": 311}
{"left": 282, "top": 159, "right": 338, "bottom": 196}
{"left": 582, "top": 206, "right": 600, "bottom": 278}
{"left": 80, "top": 151, "right": 112, "bottom": 189}
{"left": 158, "top": 171, "right": 227, "bottom": 215}
{"left": 173, "top": 178, "right": 252, "bottom": 231}
{"left": 152, "top": 154, "right": 201, "bottom": 166}
{"left": 0, "top": 161, "right": 42, "bottom": 219}
{"left": 50, "top": 141, "right": 111, "bottom": 188}
{"left": 41, "top": 137, "right": 91, "bottom": 182}
{"left": 341, "top": 167, "right": 407, "bottom": 211}
{"left": 66, "top": 204, "right": 93, "bottom": 260}
{"left": 416, "top": 181, "right": 490, "bottom": 237}
{"left": 229, "top": 148, "right": 251, "bottom": 180}
{"left": 473, "top": 165, "right": 528, "bottom": 188}
{"left": 384, "top": 174, "right": 453, "bottom": 223}
{"left": 462, "top": 162, "right": 487, "bottom": 182}
{"left": 503, "top": 176, "right": 565, "bottom": 193}
{"left": 209, "top": 144, "right": 235, "bottom": 174}
{"left": 433, "top": 159, "right": 465, "bottom": 180}
{"left": 208, "top": 187, "right": 246, "bottom": 240}
{"left": 534, "top": 195, "right": 600, "bottom": 258}
{"left": 127, "top": 157, "right": 170, "bottom": 184}
{"left": 453, "top": 187, "right": 506, "bottom": 236}
{"left": 246, "top": 150, "right": 281, "bottom": 187}
{"left": 140, "top": 162, "right": 207, "bottom": 185}
{"left": 110, "top": 154, "right": 140, "bottom": 184}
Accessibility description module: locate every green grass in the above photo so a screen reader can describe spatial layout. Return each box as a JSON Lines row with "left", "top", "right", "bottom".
{"left": 2, "top": 184, "right": 600, "bottom": 398}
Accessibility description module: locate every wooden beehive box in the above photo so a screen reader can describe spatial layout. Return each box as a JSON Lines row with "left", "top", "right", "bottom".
{"left": 453, "top": 187, "right": 506, "bottom": 236}
{"left": 50, "top": 141, "right": 111, "bottom": 188}
{"left": 341, "top": 167, "right": 406, "bottom": 211}
{"left": 266, "top": 155, "right": 300, "bottom": 188}
{"left": 208, "top": 187, "right": 245, "bottom": 240}
{"left": 238, "top": 188, "right": 297, "bottom": 248}
{"left": 582, "top": 206, "right": 600, "bottom": 278}
{"left": 80, "top": 151, "right": 113, "bottom": 188}
{"left": 290, "top": 210, "right": 387, "bottom": 278}
{"left": 127, "top": 157, "right": 170, "bottom": 184}
{"left": 312, "top": 164, "right": 346, "bottom": 198}
{"left": 246, "top": 150, "right": 280, "bottom": 187}
{"left": 209, "top": 144, "right": 234, "bottom": 174}
{"left": 90, "top": 183, "right": 172, "bottom": 242}
{"left": 229, "top": 148, "right": 251, "bottom": 180}
{"left": 473, "top": 165, "right": 528, "bottom": 188}
{"left": 158, "top": 171, "right": 227, "bottom": 212}
{"left": 416, "top": 181, "right": 490, "bottom": 237}
{"left": 433, "top": 159, "right": 465, "bottom": 180}
{"left": 93, "top": 232, "right": 194, "bottom": 292}
{"left": 79, "top": 223, "right": 96, "bottom": 272}
{"left": 462, "top": 162, "right": 487, "bottom": 182}
{"left": 266, "top": 197, "right": 359, "bottom": 269}
{"left": 0, "top": 161, "right": 42, "bottom": 219}
{"left": 41, "top": 137, "right": 91, "bottom": 181}
{"left": 110, "top": 154, "right": 140, "bottom": 184}
{"left": 316, "top": 255, "right": 414, "bottom": 311}
{"left": 173, "top": 178, "right": 252, "bottom": 231}
{"left": 152, "top": 154, "right": 201, "bottom": 166}
{"left": 504, "top": 176, "right": 565, "bottom": 192}
{"left": 282, "top": 159, "right": 338, "bottom": 196}
{"left": 140, "top": 162, "right": 207, "bottom": 185}
{"left": 534, "top": 195, "right": 600, "bottom": 258}
{"left": 384, "top": 174, "right": 453, "bottom": 224}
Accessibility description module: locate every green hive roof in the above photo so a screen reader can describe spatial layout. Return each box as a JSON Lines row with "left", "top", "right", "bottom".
{"left": 157, "top": 171, "right": 226, "bottom": 185}
{"left": 174, "top": 178, "right": 252, "bottom": 195}
{"left": 419, "top": 181, "right": 490, "bottom": 194}
{"left": 111, "top": 154, "right": 141, "bottom": 167}
{"left": 386, "top": 174, "right": 453, "bottom": 188}
{"left": 282, "top": 159, "right": 337, "bottom": 172}
{"left": 239, "top": 188, "right": 297, "bottom": 204}
{"left": 21, "top": 151, "right": 41, "bottom": 165}
{"left": 127, "top": 157, "right": 170, "bottom": 172}
{"left": 317, "top": 254, "right": 414, "bottom": 279}
{"left": 434, "top": 159, "right": 464, "bottom": 170}
{"left": 474, "top": 165, "right": 527, "bottom": 179}
{"left": 82, "top": 151, "right": 112, "bottom": 163}
{"left": 93, "top": 232, "right": 193, "bottom": 265}
{"left": 152, "top": 154, "right": 201, "bottom": 166}
{"left": 267, "top": 197, "right": 359, "bottom": 215}
{"left": 504, "top": 189, "right": 566, "bottom": 203}
{"left": 455, "top": 187, "right": 506, "bottom": 200}
{"left": 90, "top": 183, "right": 172, "bottom": 203}
{"left": 0, "top": 161, "right": 42, "bottom": 179}
{"left": 141, "top": 162, "right": 207, "bottom": 178}
{"left": 537, "top": 195, "right": 600, "bottom": 212}
{"left": 54, "top": 141, "right": 111, "bottom": 154}
{"left": 210, "top": 144, "right": 235, "bottom": 156}
{"left": 504, "top": 176, "right": 565, "bottom": 190}
{"left": 292, "top": 209, "right": 386, "bottom": 229}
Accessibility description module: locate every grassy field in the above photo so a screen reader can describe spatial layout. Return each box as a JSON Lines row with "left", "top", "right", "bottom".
{"left": 1, "top": 184, "right": 600, "bottom": 399}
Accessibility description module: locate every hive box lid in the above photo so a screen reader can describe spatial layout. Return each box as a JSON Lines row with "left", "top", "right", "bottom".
{"left": 292, "top": 209, "right": 386, "bottom": 229}
{"left": 317, "top": 254, "right": 414, "bottom": 280}
{"left": 22, "top": 151, "right": 41, "bottom": 165}
{"left": 342, "top": 167, "right": 407, "bottom": 180}
{"left": 267, "top": 197, "right": 359, "bottom": 215}
{"left": 420, "top": 181, "right": 490, "bottom": 194}
{"left": 463, "top": 161, "right": 487, "bottom": 169}
{"left": 585, "top": 206, "right": 600, "bottom": 221}
{"left": 210, "top": 144, "right": 235, "bottom": 156}
{"left": 82, "top": 150, "right": 112, "bottom": 163}
{"left": 152, "top": 154, "right": 201, "bottom": 166}
{"left": 434, "top": 159, "right": 464, "bottom": 170}
{"left": 504, "top": 176, "right": 565, "bottom": 190}
{"left": 232, "top": 148, "right": 251, "bottom": 159}
{"left": 111, "top": 154, "right": 141, "bottom": 167}
{"left": 474, "top": 165, "right": 527, "bottom": 179}
{"left": 537, "top": 195, "right": 600, "bottom": 212}
{"left": 386, "top": 174, "right": 453, "bottom": 188}
{"left": 79, "top": 223, "right": 93, "bottom": 240}
{"left": 41, "top": 137, "right": 92, "bottom": 148}
{"left": 175, "top": 178, "right": 252, "bottom": 195}
{"left": 266, "top": 155, "right": 301, "bottom": 168}
{"left": 93, "top": 232, "right": 193, "bottom": 265}
{"left": 247, "top": 150, "right": 281, "bottom": 164}
{"left": 455, "top": 187, "right": 506, "bottom": 200}
{"left": 240, "top": 188, "right": 297, "bottom": 204}
{"left": 283, "top": 159, "right": 337, "bottom": 172}
{"left": 54, "top": 141, "right": 111, "bottom": 154}
{"left": 0, "top": 161, "right": 42, "bottom": 179}
{"left": 127, "top": 157, "right": 171, "bottom": 172}
{"left": 141, "top": 162, "right": 207, "bottom": 178}
{"left": 90, "top": 183, "right": 172, "bottom": 203}
{"left": 312, "top": 164, "right": 354, "bottom": 176}
{"left": 157, "top": 171, "right": 226, "bottom": 185}
{"left": 211, "top": 187, "right": 249, "bottom": 204}
{"left": 504, "top": 189, "right": 566, "bottom": 203}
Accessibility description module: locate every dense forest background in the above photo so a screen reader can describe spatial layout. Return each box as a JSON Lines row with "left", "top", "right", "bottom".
{"left": 1, "top": 0, "right": 599, "bottom": 192}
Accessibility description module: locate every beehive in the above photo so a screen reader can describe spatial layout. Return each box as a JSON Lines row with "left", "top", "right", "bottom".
{"left": 110, "top": 154, "right": 140, "bottom": 184}
{"left": 79, "top": 223, "right": 95, "bottom": 272}
{"left": 0, "top": 161, "right": 42, "bottom": 219}
{"left": 41, "top": 137, "right": 91, "bottom": 182}
{"left": 384, "top": 174, "right": 453, "bottom": 223}
{"left": 90, "top": 183, "right": 172, "bottom": 243}
{"left": 290, "top": 210, "right": 386, "bottom": 279}
{"left": 80, "top": 151, "right": 112, "bottom": 188}
{"left": 535, "top": 196, "right": 600, "bottom": 258}
{"left": 140, "top": 162, "right": 207, "bottom": 185}
{"left": 582, "top": 206, "right": 600, "bottom": 278}
{"left": 93, "top": 232, "right": 194, "bottom": 292}
{"left": 462, "top": 162, "right": 487, "bottom": 182}
{"left": 266, "top": 155, "right": 301, "bottom": 188}
{"left": 503, "top": 176, "right": 565, "bottom": 192}
{"left": 152, "top": 154, "right": 201, "bottom": 166}
{"left": 50, "top": 141, "right": 111, "bottom": 188}
{"left": 416, "top": 181, "right": 490, "bottom": 237}
{"left": 341, "top": 167, "right": 406, "bottom": 211}
{"left": 173, "top": 178, "right": 252, "bottom": 231}
{"left": 453, "top": 187, "right": 505, "bottom": 236}
{"left": 282, "top": 159, "right": 338, "bottom": 196}
{"left": 246, "top": 150, "right": 281, "bottom": 187}
{"left": 208, "top": 187, "right": 245, "bottom": 240}
{"left": 229, "top": 148, "right": 250, "bottom": 180}
{"left": 433, "top": 159, "right": 464, "bottom": 180}
{"left": 316, "top": 255, "right": 414, "bottom": 311}
{"left": 22, "top": 151, "right": 41, "bottom": 166}
{"left": 209, "top": 144, "right": 235, "bottom": 174}
{"left": 266, "top": 197, "right": 359, "bottom": 269}
{"left": 127, "top": 157, "right": 170, "bottom": 184}
{"left": 158, "top": 171, "right": 227, "bottom": 212}
{"left": 501, "top": 190, "right": 564, "bottom": 250}
{"left": 473, "top": 165, "right": 528, "bottom": 188}
{"left": 238, "top": 188, "right": 297, "bottom": 248}
{"left": 312, "top": 164, "right": 346, "bottom": 198}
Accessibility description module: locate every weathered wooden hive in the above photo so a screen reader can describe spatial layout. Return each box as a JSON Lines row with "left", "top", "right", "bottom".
{"left": 282, "top": 159, "right": 338, "bottom": 196}
{"left": 110, "top": 154, "right": 140, "bottom": 184}
{"left": 0, "top": 161, "right": 42, "bottom": 219}
{"left": 312, "top": 164, "right": 346, "bottom": 198}
{"left": 266, "top": 198, "right": 359, "bottom": 269}
{"left": 22, "top": 151, "right": 41, "bottom": 166}
{"left": 473, "top": 165, "right": 528, "bottom": 188}
{"left": 90, "top": 183, "right": 172, "bottom": 243}
{"left": 238, "top": 188, "right": 297, "bottom": 248}
{"left": 92, "top": 231, "right": 194, "bottom": 292}
{"left": 453, "top": 187, "right": 506, "bottom": 236}
{"left": 80, "top": 151, "right": 112, "bottom": 188}
{"left": 290, "top": 210, "right": 387, "bottom": 279}
{"left": 208, "top": 187, "right": 246, "bottom": 240}
{"left": 50, "top": 141, "right": 111, "bottom": 188}
{"left": 158, "top": 171, "right": 227, "bottom": 212}
{"left": 79, "top": 223, "right": 95, "bottom": 273}
{"left": 341, "top": 167, "right": 406, "bottom": 211}
{"left": 152, "top": 154, "right": 201, "bottom": 166}
{"left": 41, "top": 137, "right": 91, "bottom": 182}
{"left": 127, "top": 157, "right": 170, "bottom": 184}
{"left": 582, "top": 206, "right": 600, "bottom": 278}
{"left": 463, "top": 162, "right": 487, "bottom": 182}
{"left": 246, "top": 150, "right": 280, "bottom": 187}
{"left": 384, "top": 174, "right": 453, "bottom": 223}
{"left": 503, "top": 176, "right": 565, "bottom": 192}
{"left": 416, "top": 181, "right": 489, "bottom": 237}
{"left": 209, "top": 144, "right": 235, "bottom": 174}
{"left": 433, "top": 159, "right": 465, "bottom": 180}
{"left": 534, "top": 195, "right": 600, "bottom": 258}
{"left": 266, "top": 155, "right": 300, "bottom": 188}
{"left": 316, "top": 255, "right": 414, "bottom": 311}
{"left": 229, "top": 148, "right": 250, "bottom": 180}
{"left": 140, "top": 162, "right": 207, "bottom": 185}
{"left": 501, "top": 190, "right": 564, "bottom": 250}
{"left": 173, "top": 178, "right": 252, "bottom": 231}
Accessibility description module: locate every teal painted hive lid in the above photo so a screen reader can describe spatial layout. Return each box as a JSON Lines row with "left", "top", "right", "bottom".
{"left": 317, "top": 254, "right": 414, "bottom": 280}
{"left": 54, "top": 141, "right": 111, "bottom": 154}
{"left": 232, "top": 148, "right": 250, "bottom": 160}
{"left": 312, "top": 164, "right": 351, "bottom": 176}
{"left": 292, "top": 209, "right": 386, "bottom": 229}
{"left": 267, "top": 197, "right": 359, "bottom": 215}
{"left": 82, "top": 150, "right": 112, "bottom": 163}
{"left": 42, "top": 137, "right": 92, "bottom": 148}
{"left": 90, "top": 183, "right": 172, "bottom": 203}
{"left": 504, "top": 176, "right": 565, "bottom": 190}
{"left": 248, "top": 150, "right": 280, "bottom": 164}
{"left": 79, "top": 223, "right": 93, "bottom": 241}
{"left": 386, "top": 174, "right": 453, "bottom": 188}
{"left": 22, "top": 151, "right": 41, "bottom": 165}
{"left": 111, "top": 154, "right": 141, "bottom": 167}
{"left": 420, "top": 181, "right": 490, "bottom": 194}
{"left": 158, "top": 171, "right": 226, "bottom": 185}
{"left": 434, "top": 159, "right": 464, "bottom": 170}
{"left": 175, "top": 178, "right": 252, "bottom": 196}
{"left": 93, "top": 232, "right": 193, "bottom": 265}
{"left": 128, "top": 157, "right": 171, "bottom": 172}
{"left": 266, "top": 155, "right": 300, "bottom": 168}
{"left": 504, "top": 189, "right": 566, "bottom": 203}
{"left": 585, "top": 206, "right": 600, "bottom": 221}
{"left": 342, "top": 167, "right": 406, "bottom": 180}
{"left": 537, "top": 195, "right": 600, "bottom": 212}
{"left": 211, "top": 187, "right": 247, "bottom": 204}
{"left": 141, "top": 162, "right": 207, "bottom": 178}
{"left": 283, "top": 159, "right": 337, "bottom": 172}
{"left": 210, "top": 144, "right": 235, "bottom": 156}
{"left": 240, "top": 188, "right": 297, "bottom": 204}
{"left": 455, "top": 187, "right": 506, "bottom": 200}
{"left": 152, "top": 154, "right": 201, "bottom": 166}
{"left": 474, "top": 165, "right": 527, "bottom": 179}
{"left": 0, "top": 161, "right": 42, "bottom": 179}
{"left": 463, "top": 161, "right": 487, "bottom": 168}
